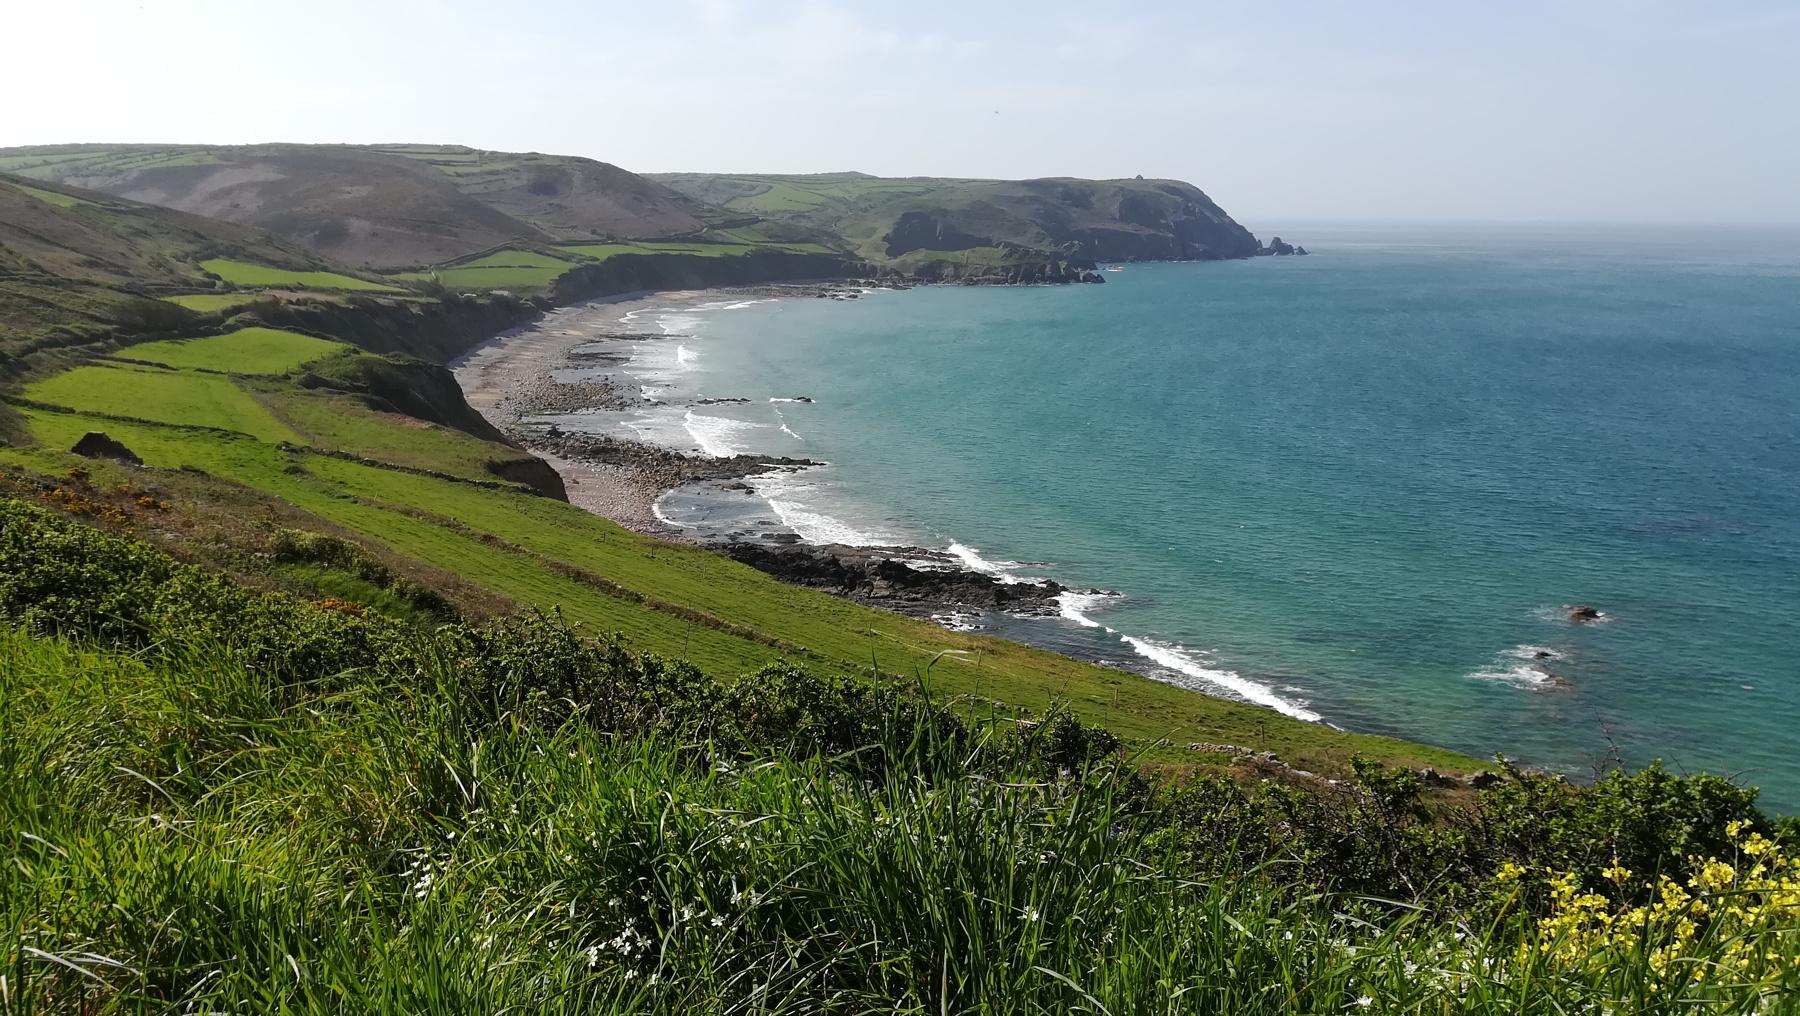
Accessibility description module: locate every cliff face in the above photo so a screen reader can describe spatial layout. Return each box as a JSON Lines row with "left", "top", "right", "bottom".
{"left": 652, "top": 172, "right": 1264, "bottom": 266}
{"left": 549, "top": 250, "right": 864, "bottom": 304}
{"left": 950, "top": 178, "right": 1262, "bottom": 263}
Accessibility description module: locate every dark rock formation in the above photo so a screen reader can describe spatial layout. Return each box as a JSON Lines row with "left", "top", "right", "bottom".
{"left": 527, "top": 430, "right": 818, "bottom": 488}
{"left": 1258, "top": 236, "right": 1299, "bottom": 256}
{"left": 71, "top": 431, "right": 142, "bottom": 465}
{"left": 1567, "top": 605, "right": 1606, "bottom": 623}
{"left": 882, "top": 211, "right": 992, "bottom": 258}
{"left": 551, "top": 251, "right": 864, "bottom": 306}
{"left": 721, "top": 542, "right": 1065, "bottom": 616}
{"left": 484, "top": 457, "right": 569, "bottom": 500}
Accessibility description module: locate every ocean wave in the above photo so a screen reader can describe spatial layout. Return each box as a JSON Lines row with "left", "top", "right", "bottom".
{"left": 1471, "top": 643, "right": 1570, "bottom": 689}
{"left": 658, "top": 312, "right": 700, "bottom": 336}
{"left": 931, "top": 610, "right": 983, "bottom": 633}
{"left": 1470, "top": 664, "right": 1560, "bottom": 688}
{"left": 650, "top": 495, "right": 689, "bottom": 529}
{"left": 772, "top": 407, "right": 803, "bottom": 441}
{"left": 1121, "top": 636, "right": 1324, "bottom": 722}
{"left": 682, "top": 411, "right": 764, "bottom": 458}
{"left": 1056, "top": 590, "right": 1121, "bottom": 633}
{"left": 768, "top": 397, "right": 812, "bottom": 404}
{"left": 945, "top": 542, "right": 1036, "bottom": 584}
{"left": 675, "top": 344, "right": 698, "bottom": 366}
{"left": 748, "top": 472, "right": 894, "bottom": 546}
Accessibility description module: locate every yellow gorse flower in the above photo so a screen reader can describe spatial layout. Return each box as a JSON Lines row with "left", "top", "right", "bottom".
{"left": 1509, "top": 831, "right": 1799, "bottom": 997}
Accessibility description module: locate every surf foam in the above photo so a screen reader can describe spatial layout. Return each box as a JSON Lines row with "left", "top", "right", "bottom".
{"left": 682, "top": 411, "right": 763, "bottom": 458}
{"left": 1121, "top": 636, "right": 1324, "bottom": 722}
{"left": 1056, "top": 590, "right": 1120, "bottom": 633}
{"left": 945, "top": 543, "right": 1036, "bottom": 584}
{"left": 772, "top": 407, "right": 803, "bottom": 441}
{"left": 748, "top": 472, "right": 893, "bottom": 547}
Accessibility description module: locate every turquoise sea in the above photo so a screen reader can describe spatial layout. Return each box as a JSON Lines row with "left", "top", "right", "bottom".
{"left": 627, "top": 225, "right": 1800, "bottom": 812}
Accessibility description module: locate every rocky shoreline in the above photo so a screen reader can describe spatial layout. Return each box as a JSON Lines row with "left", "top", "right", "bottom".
{"left": 717, "top": 541, "right": 1091, "bottom": 622}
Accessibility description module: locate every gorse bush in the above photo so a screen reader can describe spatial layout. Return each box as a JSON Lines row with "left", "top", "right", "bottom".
{"left": 3, "top": 496, "right": 1796, "bottom": 1012}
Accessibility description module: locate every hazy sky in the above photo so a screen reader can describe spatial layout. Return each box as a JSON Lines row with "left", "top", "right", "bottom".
{"left": 6, "top": 0, "right": 1798, "bottom": 224}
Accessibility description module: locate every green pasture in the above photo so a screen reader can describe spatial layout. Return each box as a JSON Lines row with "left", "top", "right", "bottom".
{"left": 118, "top": 327, "right": 346, "bottom": 374}
{"left": 200, "top": 258, "right": 405, "bottom": 292}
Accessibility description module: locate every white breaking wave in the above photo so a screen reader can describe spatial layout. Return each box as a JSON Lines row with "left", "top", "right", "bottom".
{"left": 772, "top": 407, "right": 803, "bottom": 441}
{"left": 675, "top": 344, "right": 698, "bottom": 366}
{"left": 658, "top": 311, "right": 700, "bottom": 336}
{"left": 748, "top": 472, "right": 893, "bottom": 546}
{"left": 768, "top": 397, "right": 811, "bottom": 404}
{"left": 1470, "top": 664, "right": 1559, "bottom": 688}
{"left": 761, "top": 498, "right": 889, "bottom": 546}
{"left": 1470, "top": 643, "right": 1569, "bottom": 689}
{"left": 682, "top": 411, "right": 763, "bottom": 458}
{"left": 1050, "top": 589, "right": 1319, "bottom": 721}
{"left": 942, "top": 545, "right": 1323, "bottom": 722}
{"left": 1056, "top": 590, "right": 1120, "bottom": 634}
{"left": 650, "top": 495, "right": 689, "bottom": 529}
{"left": 1121, "top": 636, "right": 1325, "bottom": 722}
{"left": 945, "top": 543, "right": 1035, "bottom": 584}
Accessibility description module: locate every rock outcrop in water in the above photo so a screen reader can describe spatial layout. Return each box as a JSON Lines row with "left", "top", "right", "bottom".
{"left": 1257, "top": 236, "right": 1309, "bottom": 257}
{"left": 720, "top": 541, "right": 1067, "bottom": 617}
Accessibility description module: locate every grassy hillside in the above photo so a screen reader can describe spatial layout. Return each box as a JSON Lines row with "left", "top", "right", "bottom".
{"left": 0, "top": 172, "right": 429, "bottom": 375}
{"left": 654, "top": 172, "right": 1263, "bottom": 266}
{"left": 1, "top": 498, "right": 1792, "bottom": 1013}
{"left": 0, "top": 144, "right": 735, "bottom": 269}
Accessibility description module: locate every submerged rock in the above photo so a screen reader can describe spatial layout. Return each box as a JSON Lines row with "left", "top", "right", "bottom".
{"left": 1567, "top": 604, "right": 1606, "bottom": 623}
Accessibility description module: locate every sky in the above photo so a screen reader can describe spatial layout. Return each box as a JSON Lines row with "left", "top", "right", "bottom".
{"left": 5, "top": 0, "right": 1799, "bottom": 225}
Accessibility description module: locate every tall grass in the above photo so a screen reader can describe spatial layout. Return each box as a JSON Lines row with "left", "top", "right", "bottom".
{"left": 2, "top": 630, "right": 1794, "bottom": 1014}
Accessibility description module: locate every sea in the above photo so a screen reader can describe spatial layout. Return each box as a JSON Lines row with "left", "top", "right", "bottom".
{"left": 563, "top": 224, "right": 1800, "bottom": 813}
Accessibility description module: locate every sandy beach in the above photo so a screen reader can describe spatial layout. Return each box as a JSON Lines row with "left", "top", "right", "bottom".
{"left": 452, "top": 290, "right": 718, "bottom": 533}
{"left": 451, "top": 285, "right": 851, "bottom": 535}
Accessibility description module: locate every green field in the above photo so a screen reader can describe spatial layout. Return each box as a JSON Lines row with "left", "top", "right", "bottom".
{"left": 6, "top": 181, "right": 93, "bottom": 208}
{"left": 25, "top": 364, "right": 301, "bottom": 443}
{"left": 159, "top": 292, "right": 270, "bottom": 313}
{"left": 555, "top": 240, "right": 819, "bottom": 261}
{"left": 118, "top": 326, "right": 346, "bottom": 374}
{"left": 454, "top": 249, "right": 578, "bottom": 269}
{"left": 392, "top": 243, "right": 830, "bottom": 291}
{"left": 400, "top": 249, "right": 581, "bottom": 289}
{"left": 265, "top": 387, "right": 533, "bottom": 483}
{"left": 201, "top": 258, "right": 404, "bottom": 292}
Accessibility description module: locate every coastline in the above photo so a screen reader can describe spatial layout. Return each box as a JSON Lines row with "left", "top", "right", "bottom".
{"left": 450, "top": 277, "right": 1336, "bottom": 727}
{"left": 452, "top": 284, "right": 871, "bottom": 537}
